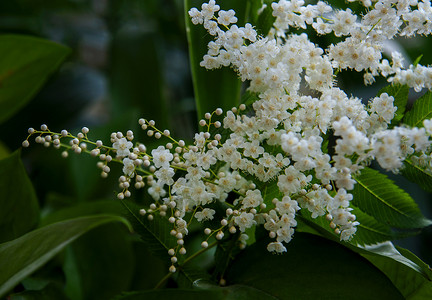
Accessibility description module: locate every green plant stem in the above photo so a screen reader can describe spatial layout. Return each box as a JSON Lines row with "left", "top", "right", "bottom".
{"left": 182, "top": 240, "right": 218, "bottom": 266}
{"left": 153, "top": 241, "right": 218, "bottom": 289}
{"left": 154, "top": 271, "right": 173, "bottom": 289}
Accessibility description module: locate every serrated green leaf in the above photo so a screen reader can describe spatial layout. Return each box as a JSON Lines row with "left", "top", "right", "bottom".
{"left": 401, "top": 158, "right": 432, "bottom": 193}
{"left": 352, "top": 167, "right": 432, "bottom": 229}
{"left": 120, "top": 199, "right": 176, "bottom": 260}
{"left": 0, "top": 215, "right": 132, "bottom": 298}
{"left": 350, "top": 205, "right": 395, "bottom": 246}
{"left": 377, "top": 84, "right": 409, "bottom": 125}
{"left": 0, "top": 35, "right": 70, "bottom": 124}
{"left": 403, "top": 90, "right": 432, "bottom": 128}
{"left": 0, "top": 149, "right": 39, "bottom": 243}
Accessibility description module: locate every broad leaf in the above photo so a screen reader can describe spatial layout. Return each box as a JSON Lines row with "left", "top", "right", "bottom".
{"left": 352, "top": 167, "right": 431, "bottom": 229}
{"left": 177, "top": 264, "right": 213, "bottom": 289}
{"left": 401, "top": 158, "right": 432, "bottom": 193}
{"left": 403, "top": 90, "right": 432, "bottom": 128}
{"left": 377, "top": 84, "right": 409, "bottom": 125}
{"left": 63, "top": 223, "right": 135, "bottom": 300}
{"left": 0, "top": 215, "right": 131, "bottom": 298}
{"left": 359, "top": 243, "right": 432, "bottom": 299}
{"left": 350, "top": 205, "right": 395, "bottom": 246}
{"left": 225, "top": 233, "right": 404, "bottom": 299}
{"left": 40, "top": 200, "right": 124, "bottom": 227}
{"left": 0, "top": 35, "right": 70, "bottom": 124}
{"left": 0, "top": 140, "right": 10, "bottom": 159}
{"left": 0, "top": 149, "right": 39, "bottom": 243}
{"left": 297, "top": 213, "right": 432, "bottom": 298}
{"left": 113, "top": 286, "right": 273, "bottom": 300}
{"left": 9, "top": 282, "right": 68, "bottom": 300}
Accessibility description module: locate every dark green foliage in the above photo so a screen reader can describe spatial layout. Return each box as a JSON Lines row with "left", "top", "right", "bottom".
{"left": 0, "top": 35, "right": 70, "bottom": 124}
{"left": 352, "top": 167, "right": 431, "bottom": 229}
{"left": 0, "top": 150, "right": 39, "bottom": 243}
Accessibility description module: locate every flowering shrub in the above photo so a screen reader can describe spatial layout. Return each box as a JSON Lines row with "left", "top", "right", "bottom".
{"left": 2, "top": 0, "right": 432, "bottom": 298}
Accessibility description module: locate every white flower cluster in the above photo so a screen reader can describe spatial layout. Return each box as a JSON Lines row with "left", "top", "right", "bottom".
{"left": 22, "top": 0, "right": 432, "bottom": 269}
{"left": 191, "top": 0, "right": 432, "bottom": 92}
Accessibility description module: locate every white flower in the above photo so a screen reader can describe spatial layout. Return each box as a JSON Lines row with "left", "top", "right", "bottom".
{"left": 217, "top": 9, "right": 237, "bottom": 26}
{"left": 234, "top": 212, "right": 256, "bottom": 232}
{"left": 122, "top": 158, "right": 135, "bottom": 177}
{"left": 276, "top": 196, "right": 300, "bottom": 215}
{"left": 267, "top": 242, "right": 287, "bottom": 254}
{"left": 113, "top": 137, "right": 133, "bottom": 157}
{"left": 241, "top": 189, "right": 264, "bottom": 209}
{"left": 277, "top": 166, "right": 303, "bottom": 194}
{"left": 189, "top": 7, "right": 203, "bottom": 25}
{"left": 148, "top": 181, "right": 166, "bottom": 201}
{"left": 154, "top": 167, "right": 175, "bottom": 186}
{"left": 151, "top": 146, "right": 173, "bottom": 169}
{"left": 195, "top": 208, "right": 216, "bottom": 222}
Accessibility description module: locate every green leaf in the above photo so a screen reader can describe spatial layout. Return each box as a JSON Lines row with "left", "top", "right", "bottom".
{"left": 63, "top": 223, "right": 135, "bottom": 300}
{"left": 288, "top": 215, "right": 432, "bottom": 298}
{"left": 185, "top": 0, "right": 244, "bottom": 121}
{"left": 352, "top": 167, "right": 432, "bottom": 229}
{"left": 0, "top": 35, "right": 70, "bottom": 124}
{"left": 241, "top": 90, "right": 260, "bottom": 106}
{"left": 114, "top": 289, "right": 224, "bottom": 300}
{"left": 359, "top": 243, "right": 432, "bottom": 299}
{"left": 403, "top": 90, "right": 432, "bottom": 128}
{"left": 248, "top": 0, "right": 276, "bottom": 36}
{"left": 109, "top": 32, "right": 170, "bottom": 128}
{"left": 225, "top": 233, "right": 404, "bottom": 299}
{"left": 129, "top": 242, "right": 167, "bottom": 290}
{"left": 120, "top": 199, "right": 176, "bottom": 260}
{"left": 213, "top": 233, "right": 242, "bottom": 280}
{"left": 0, "top": 215, "right": 132, "bottom": 298}
{"left": 413, "top": 54, "right": 423, "bottom": 67}
{"left": 350, "top": 205, "right": 395, "bottom": 246}
{"left": 0, "top": 149, "right": 39, "bottom": 243}
{"left": 9, "top": 282, "right": 68, "bottom": 300}
{"left": 0, "top": 140, "right": 10, "bottom": 159}
{"left": 377, "top": 84, "right": 409, "bottom": 125}
{"left": 114, "top": 285, "right": 278, "bottom": 300}
{"left": 40, "top": 200, "right": 124, "bottom": 227}
{"left": 401, "top": 158, "right": 432, "bottom": 193}
{"left": 177, "top": 264, "right": 213, "bottom": 289}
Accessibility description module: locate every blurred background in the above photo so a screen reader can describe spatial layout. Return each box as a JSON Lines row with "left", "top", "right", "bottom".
{"left": 0, "top": 0, "right": 431, "bottom": 297}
